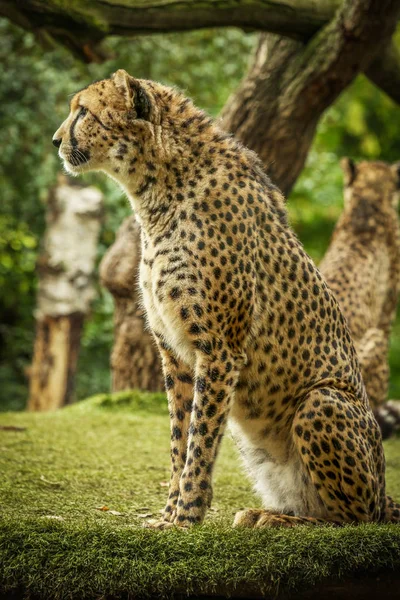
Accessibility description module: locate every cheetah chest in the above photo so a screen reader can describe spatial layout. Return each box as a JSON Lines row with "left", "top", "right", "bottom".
{"left": 139, "top": 241, "right": 195, "bottom": 366}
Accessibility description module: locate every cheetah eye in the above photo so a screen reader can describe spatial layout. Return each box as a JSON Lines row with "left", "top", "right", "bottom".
{"left": 78, "top": 107, "right": 88, "bottom": 118}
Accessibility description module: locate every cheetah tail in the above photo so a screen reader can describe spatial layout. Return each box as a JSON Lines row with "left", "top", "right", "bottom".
{"left": 374, "top": 400, "right": 400, "bottom": 440}
{"left": 383, "top": 495, "right": 400, "bottom": 522}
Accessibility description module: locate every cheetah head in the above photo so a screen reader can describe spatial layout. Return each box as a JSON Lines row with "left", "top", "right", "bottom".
{"left": 52, "top": 70, "right": 159, "bottom": 178}
{"left": 341, "top": 158, "right": 400, "bottom": 212}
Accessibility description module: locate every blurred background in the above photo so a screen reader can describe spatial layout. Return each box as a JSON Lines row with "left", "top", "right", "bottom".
{"left": 1, "top": 17, "right": 400, "bottom": 411}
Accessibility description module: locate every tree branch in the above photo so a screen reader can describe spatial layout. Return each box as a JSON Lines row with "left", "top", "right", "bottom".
{"left": 0, "top": 0, "right": 400, "bottom": 104}
{"left": 0, "top": 0, "right": 341, "bottom": 40}
{"left": 221, "top": 0, "right": 400, "bottom": 195}
{"left": 0, "top": 0, "right": 399, "bottom": 102}
{"left": 366, "top": 40, "right": 400, "bottom": 106}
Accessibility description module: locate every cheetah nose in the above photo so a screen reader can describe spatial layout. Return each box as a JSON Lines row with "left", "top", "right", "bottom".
{"left": 52, "top": 137, "right": 62, "bottom": 148}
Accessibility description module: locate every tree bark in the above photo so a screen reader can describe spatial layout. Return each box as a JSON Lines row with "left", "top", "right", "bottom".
{"left": 1, "top": 0, "right": 399, "bottom": 105}
{"left": 221, "top": 0, "right": 400, "bottom": 195}
{"left": 28, "top": 175, "right": 103, "bottom": 411}
{"left": 99, "top": 216, "right": 164, "bottom": 393}
{"left": 365, "top": 40, "right": 400, "bottom": 107}
{"left": 28, "top": 314, "right": 84, "bottom": 411}
{"left": 0, "top": 0, "right": 342, "bottom": 46}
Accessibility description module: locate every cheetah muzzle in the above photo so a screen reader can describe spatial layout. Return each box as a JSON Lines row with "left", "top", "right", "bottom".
{"left": 53, "top": 69, "right": 400, "bottom": 528}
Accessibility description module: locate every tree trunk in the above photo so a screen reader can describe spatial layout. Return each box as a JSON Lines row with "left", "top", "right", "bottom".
{"left": 28, "top": 175, "right": 103, "bottom": 411}
{"left": 28, "top": 314, "right": 84, "bottom": 411}
{"left": 99, "top": 216, "right": 164, "bottom": 393}
{"left": 221, "top": 0, "right": 400, "bottom": 196}
{"left": 221, "top": 34, "right": 309, "bottom": 196}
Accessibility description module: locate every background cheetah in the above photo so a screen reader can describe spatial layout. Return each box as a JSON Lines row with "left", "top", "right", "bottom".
{"left": 320, "top": 159, "right": 400, "bottom": 439}
{"left": 53, "top": 70, "right": 400, "bottom": 528}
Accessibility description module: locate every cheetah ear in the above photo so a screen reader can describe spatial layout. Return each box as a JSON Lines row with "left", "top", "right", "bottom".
{"left": 112, "top": 69, "right": 133, "bottom": 108}
{"left": 131, "top": 82, "right": 152, "bottom": 121}
{"left": 340, "top": 157, "right": 357, "bottom": 187}
{"left": 390, "top": 161, "right": 400, "bottom": 189}
{"left": 112, "top": 69, "right": 151, "bottom": 121}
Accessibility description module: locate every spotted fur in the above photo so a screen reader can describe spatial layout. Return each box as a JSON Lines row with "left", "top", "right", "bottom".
{"left": 53, "top": 70, "right": 400, "bottom": 528}
{"left": 320, "top": 159, "right": 400, "bottom": 439}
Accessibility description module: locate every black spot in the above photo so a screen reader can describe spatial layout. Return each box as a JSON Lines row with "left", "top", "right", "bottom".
{"left": 216, "top": 390, "right": 225, "bottom": 403}
{"left": 311, "top": 442, "right": 321, "bottom": 458}
{"left": 199, "top": 423, "right": 208, "bottom": 435}
{"left": 194, "top": 446, "right": 202, "bottom": 458}
{"left": 205, "top": 436, "right": 214, "bottom": 448}
{"left": 173, "top": 426, "right": 182, "bottom": 440}
{"left": 206, "top": 403, "right": 217, "bottom": 418}
{"left": 165, "top": 375, "right": 174, "bottom": 390}
{"left": 178, "top": 373, "right": 193, "bottom": 384}
{"left": 190, "top": 323, "right": 202, "bottom": 335}
{"left": 170, "top": 287, "right": 181, "bottom": 300}
{"left": 196, "top": 377, "right": 206, "bottom": 393}
{"left": 295, "top": 425, "right": 303, "bottom": 436}
{"left": 321, "top": 440, "right": 330, "bottom": 454}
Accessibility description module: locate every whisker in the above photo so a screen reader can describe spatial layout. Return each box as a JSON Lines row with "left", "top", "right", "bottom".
{"left": 74, "top": 149, "right": 89, "bottom": 164}
{"left": 61, "top": 140, "right": 89, "bottom": 166}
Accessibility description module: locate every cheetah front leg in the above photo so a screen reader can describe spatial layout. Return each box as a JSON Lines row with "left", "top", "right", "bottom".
{"left": 170, "top": 349, "right": 245, "bottom": 527}
{"left": 156, "top": 342, "right": 194, "bottom": 523}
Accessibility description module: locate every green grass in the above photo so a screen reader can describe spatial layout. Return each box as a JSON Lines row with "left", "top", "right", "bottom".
{"left": 1, "top": 390, "right": 400, "bottom": 599}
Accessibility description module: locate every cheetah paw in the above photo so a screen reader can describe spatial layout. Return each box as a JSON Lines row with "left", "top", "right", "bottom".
{"left": 233, "top": 509, "right": 264, "bottom": 528}
{"left": 143, "top": 518, "right": 176, "bottom": 530}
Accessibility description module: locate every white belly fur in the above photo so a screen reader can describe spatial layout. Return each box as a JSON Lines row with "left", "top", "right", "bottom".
{"left": 229, "top": 416, "right": 324, "bottom": 517}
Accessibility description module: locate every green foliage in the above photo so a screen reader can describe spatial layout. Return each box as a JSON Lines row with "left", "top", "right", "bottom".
{"left": 0, "top": 216, "right": 38, "bottom": 410}
{"left": 0, "top": 216, "right": 37, "bottom": 305}
{"left": 1, "top": 396, "right": 400, "bottom": 599}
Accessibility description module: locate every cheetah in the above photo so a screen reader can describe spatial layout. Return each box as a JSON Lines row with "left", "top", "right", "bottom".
{"left": 53, "top": 70, "right": 400, "bottom": 528}
{"left": 320, "top": 159, "right": 400, "bottom": 439}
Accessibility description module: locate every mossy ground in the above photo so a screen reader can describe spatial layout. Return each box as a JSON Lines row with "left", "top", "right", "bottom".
{"left": 1, "top": 391, "right": 400, "bottom": 599}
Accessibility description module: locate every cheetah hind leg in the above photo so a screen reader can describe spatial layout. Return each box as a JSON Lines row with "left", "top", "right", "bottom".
{"left": 292, "top": 387, "right": 386, "bottom": 524}
{"left": 383, "top": 495, "right": 400, "bottom": 522}
{"left": 235, "top": 387, "right": 386, "bottom": 528}
{"left": 246, "top": 493, "right": 400, "bottom": 526}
